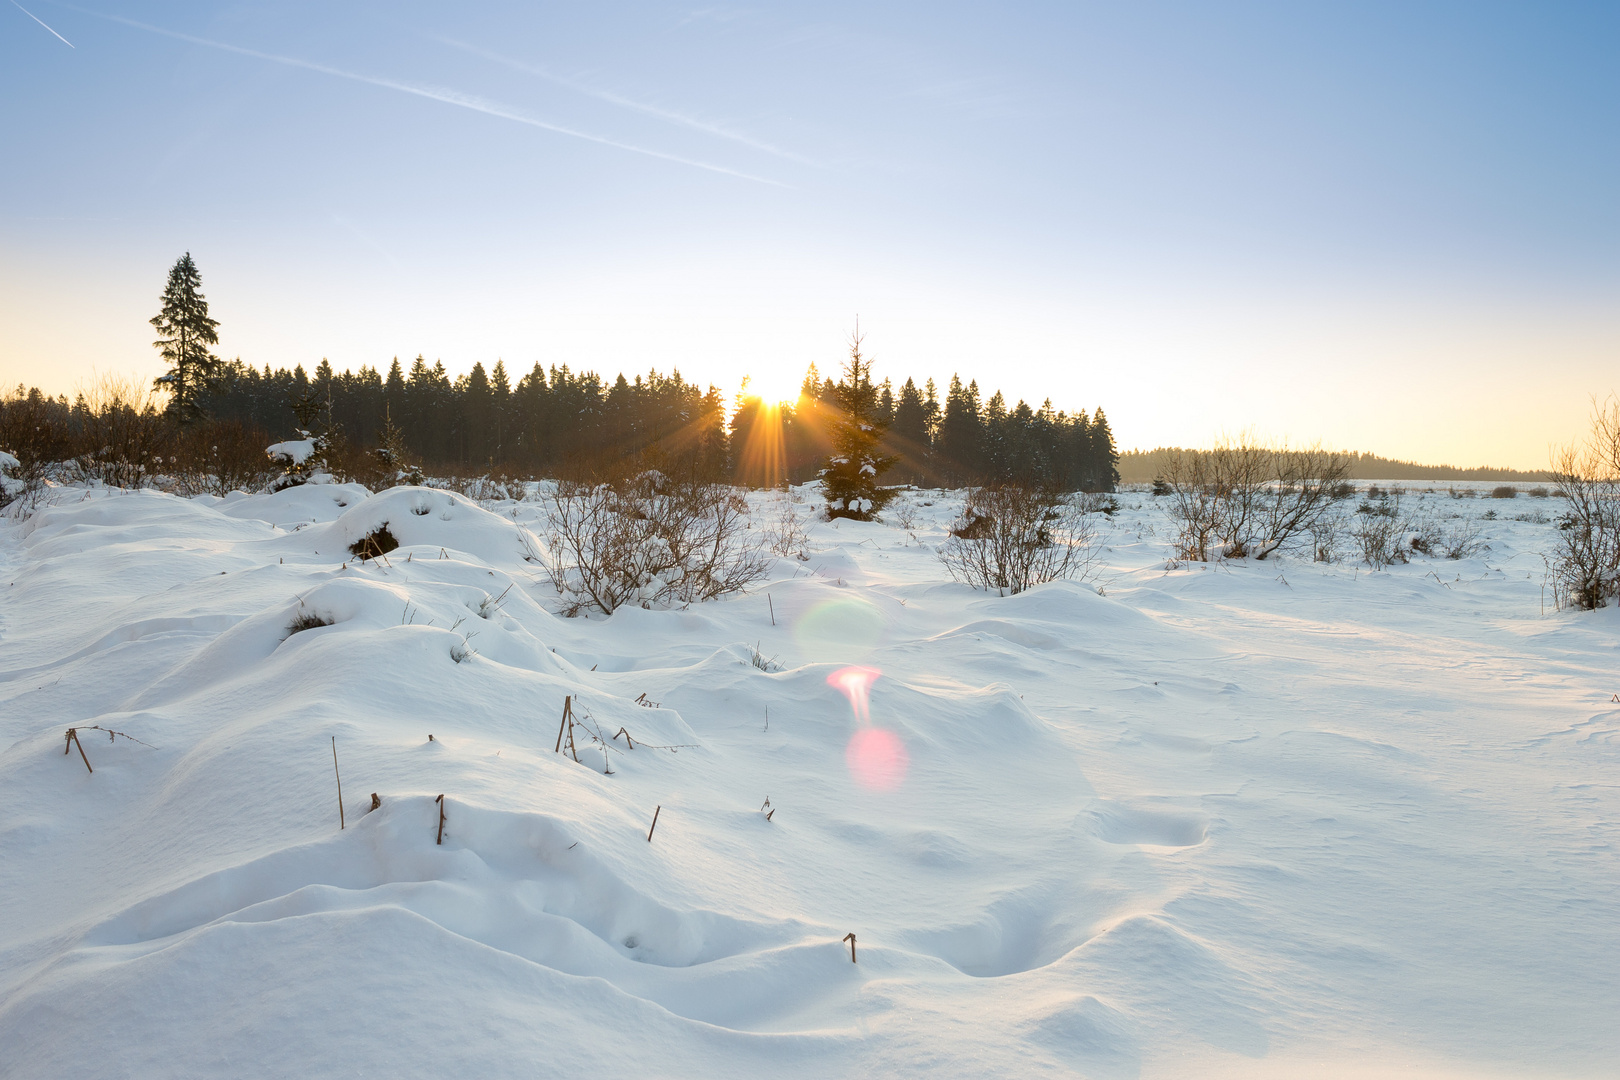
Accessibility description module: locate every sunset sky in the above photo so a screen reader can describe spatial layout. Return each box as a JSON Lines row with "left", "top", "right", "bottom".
{"left": 2, "top": 1, "right": 1616, "bottom": 468}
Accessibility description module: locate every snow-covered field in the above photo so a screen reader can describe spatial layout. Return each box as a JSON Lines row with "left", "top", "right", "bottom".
{"left": 1, "top": 482, "right": 1614, "bottom": 1079}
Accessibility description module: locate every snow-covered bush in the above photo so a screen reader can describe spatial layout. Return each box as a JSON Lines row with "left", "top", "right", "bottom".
{"left": 938, "top": 484, "right": 1100, "bottom": 595}
{"left": 267, "top": 431, "right": 330, "bottom": 491}
{"left": 542, "top": 471, "right": 768, "bottom": 616}
{"left": 0, "top": 450, "right": 25, "bottom": 510}
{"left": 1160, "top": 440, "right": 1349, "bottom": 561}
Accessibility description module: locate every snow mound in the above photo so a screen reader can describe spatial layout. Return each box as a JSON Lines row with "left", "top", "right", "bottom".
{"left": 1, "top": 483, "right": 1615, "bottom": 1078}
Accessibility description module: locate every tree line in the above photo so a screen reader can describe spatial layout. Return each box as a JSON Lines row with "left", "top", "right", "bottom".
{"left": 1, "top": 254, "right": 1120, "bottom": 493}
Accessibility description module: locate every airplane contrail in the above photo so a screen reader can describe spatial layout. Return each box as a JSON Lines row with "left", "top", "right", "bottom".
{"left": 66, "top": 6, "right": 786, "bottom": 186}
{"left": 438, "top": 36, "right": 818, "bottom": 168}
{"left": 10, "top": 0, "right": 74, "bottom": 47}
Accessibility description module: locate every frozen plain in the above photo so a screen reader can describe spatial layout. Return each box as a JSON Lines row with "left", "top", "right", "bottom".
{"left": 0, "top": 482, "right": 1614, "bottom": 1079}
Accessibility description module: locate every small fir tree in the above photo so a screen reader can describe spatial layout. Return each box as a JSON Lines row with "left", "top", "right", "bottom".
{"left": 150, "top": 252, "right": 221, "bottom": 424}
{"left": 373, "top": 406, "right": 421, "bottom": 487}
{"left": 818, "top": 328, "right": 897, "bottom": 520}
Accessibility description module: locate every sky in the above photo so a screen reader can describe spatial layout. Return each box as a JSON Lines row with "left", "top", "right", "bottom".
{"left": 1, "top": 1, "right": 1616, "bottom": 469}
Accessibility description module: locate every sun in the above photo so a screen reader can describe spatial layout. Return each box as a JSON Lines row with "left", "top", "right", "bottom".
{"left": 743, "top": 367, "right": 802, "bottom": 407}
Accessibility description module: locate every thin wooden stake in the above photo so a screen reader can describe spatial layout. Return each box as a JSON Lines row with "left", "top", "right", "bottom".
{"left": 843, "top": 932, "right": 857, "bottom": 963}
{"left": 768, "top": 593, "right": 775, "bottom": 626}
{"left": 65, "top": 729, "right": 92, "bottom": 774}
{"left": 555, "top": 695, "right": 571, "bottom": 753}
{"left": 436, "top": 794, "right": 446, "bottom": 844}
{"left": 332, "top": 736, "right": 345, "bottom": 829}
{"left": 647, "top": 805, "right": 661, "bottom": 842}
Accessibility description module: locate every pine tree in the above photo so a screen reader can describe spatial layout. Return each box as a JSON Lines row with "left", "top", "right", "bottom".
{"left": 939, "top": 374, "right": 982, "bottom": 485}
{"left": 150, "top": 252, "right": 221, "bottom": 424}
{"left": 818, "top": 330, "right": 898, "bottom": 520}
{"left": 1088, "top": 407, "right": 1120, "bottom": 492}
{"left": 891, "top": 377, "right": 931, "bottom": 484}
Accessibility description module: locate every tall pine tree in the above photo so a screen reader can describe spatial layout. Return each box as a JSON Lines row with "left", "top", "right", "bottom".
{"left": 150, "top": 253, "right": 220, "bottom": 424}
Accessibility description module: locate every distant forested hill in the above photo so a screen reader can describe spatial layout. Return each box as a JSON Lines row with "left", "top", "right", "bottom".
{"left": 1117, "top": 448, "right": 1549, "bottom": 484}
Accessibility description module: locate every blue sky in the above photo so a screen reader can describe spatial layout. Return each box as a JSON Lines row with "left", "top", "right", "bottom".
{"left": 2, "top": 1, "right": 1616, "bottom": 466}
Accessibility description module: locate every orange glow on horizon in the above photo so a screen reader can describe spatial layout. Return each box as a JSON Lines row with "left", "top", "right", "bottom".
{"left": 733, "top": 398, "right": 788, "bottom": 487}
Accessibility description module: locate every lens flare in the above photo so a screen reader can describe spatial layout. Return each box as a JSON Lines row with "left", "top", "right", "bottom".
{"left": 827, "top": 665, "right": 881, "bottom": 723}
{"left": 795, "top": 597, "right": 883, "bottom": 664}
{"left": 828, "top": 666, "right": 908, "bottom": 790}
{"left": 846, "top": 728, "right": 908, "bottom": 791}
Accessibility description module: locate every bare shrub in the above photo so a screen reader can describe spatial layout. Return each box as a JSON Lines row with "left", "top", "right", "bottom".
{"left": 1528, "top": 486, "right": 1550, "bottom": 498}
{"left": 70, "top": 373, "right": 171, "bottom": 488}
{"left": 1076, "top": 492, "right": 1121, "bottom": 517}
{"left": 1160, "top": 439, "right": 1349, "bottom": 560}
{"left": 1437, "top": 516, "right": 1487, "bottom": 560}
{"left": 1490, "top": 485, "right": 1517, "bottom": 499}
{"left": 542, "top": 467, "right": 768, "bottom": 616}
{"left": 1348, "top": 488, "right": 1408, "bottom": 566}
{"left": 887, "top": 494, "right": 920, "bottom": 531}
{"left": 170, "top": 419, "right": 278, "bottom": 496}
{"left": 1547, "top": 397, "right": 1620, "bottom": 610}
{"left": 286, "top": 606, "right": 334, "bottom": 636}
{"left": 1308, "top": 510, "right": 1348, "bottom": 563}
{"left": 350, "top": 525, "right": 399, "bottom": 560}
{"left": 762, "top": 494, "right": 811, "bottom": 558}
{"left": 938, "top": 484, "right": 1100, "bottom": 595}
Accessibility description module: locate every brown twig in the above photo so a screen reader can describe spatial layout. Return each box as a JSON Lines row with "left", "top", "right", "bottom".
{"left": 436, "top": 794, "right": 446, "bottom": 845}
{"left": 73, "top": 725, "right": 158, "bottom": 750}
{"left": 555, "top": 695, "right": 571, "bottom": 753}
{"left": 64, "top": 728, "right": 92, "bottom": 774}
{"left": 647, "top": 805, "right": 661, "bottom": 842}
{"left": 843, "top": 932, "right": 857, "bottom": 963}
{"left": 614, "top": 727, "right": 636, "bottom": 749}
{"left": 332, "top": 736, "right": 345, "bottom": 830}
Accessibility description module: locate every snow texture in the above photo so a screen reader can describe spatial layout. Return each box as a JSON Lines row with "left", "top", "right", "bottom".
{"left": 0, "top": 482, "right": 1614, "bottom": 1079}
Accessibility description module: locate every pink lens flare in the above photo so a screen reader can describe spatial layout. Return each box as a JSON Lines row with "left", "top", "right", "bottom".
{"left": 829, "top": 666, "right": 907, "bottom": 789}
{"left": 827, "top": 665, "right": 881, "bottom": 723}
{"left": 845, "top": 727, "right": 909, "bottom": 791}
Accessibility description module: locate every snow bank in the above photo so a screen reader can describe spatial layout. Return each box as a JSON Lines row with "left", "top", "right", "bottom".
{"left": 0, "top": 485, "right": 1614, "bottom": 1079}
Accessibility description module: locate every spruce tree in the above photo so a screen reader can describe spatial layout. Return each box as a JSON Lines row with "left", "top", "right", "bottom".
{"left": 1088, "top": 408, "right": 1120, "bottom": 492}
{"left": 150, "top": 252, "right": 221, "bottom": 424}
{"left": 939, "top": 374, "right": 983, "bottom": 485}
{"left": 891, "top": 377, "right": 931, "bottom": 484}
{"left": 818, "top": 330, "right": 897, "bottom": 520}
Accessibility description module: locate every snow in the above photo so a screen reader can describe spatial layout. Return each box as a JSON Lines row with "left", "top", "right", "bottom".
{"left": 1, "top": 483, "right": 1615, "bottom": 1079}
{"left": 265, "top": 437, "right": 318, "bottom": 466}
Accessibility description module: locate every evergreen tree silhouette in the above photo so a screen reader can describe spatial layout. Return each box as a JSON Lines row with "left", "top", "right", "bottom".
{"left": 150, "top": 253, "right": 220, "bottom": 424}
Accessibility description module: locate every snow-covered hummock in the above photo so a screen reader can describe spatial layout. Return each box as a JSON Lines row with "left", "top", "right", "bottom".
{"left": 0, "top": 483, "right": 1615, "bottom": 1079}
